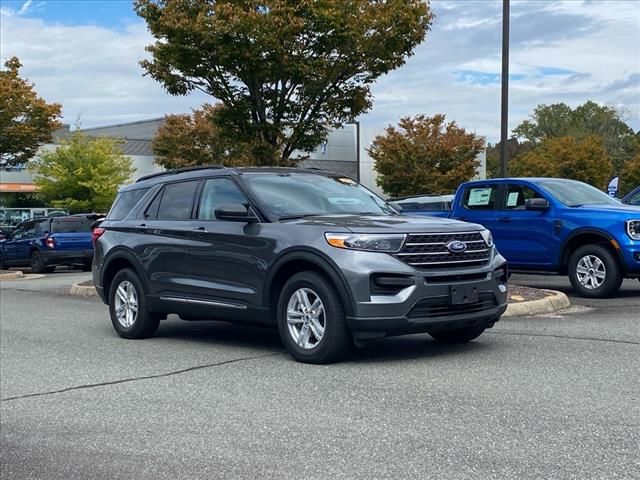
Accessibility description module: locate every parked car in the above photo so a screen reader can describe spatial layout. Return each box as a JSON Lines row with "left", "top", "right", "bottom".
{"left": 93, "top": 166, "right": 508, "bottom": 364}
{"left": 0, "top": 215, "right": 96, "bottom": 273}
{"left": 622, "top": 186, "right": 640, "bottom": 206}
{"left": 390, "top": 194, "right": 454, "bottom": 218}
{"left": 411, "top": 178, "right": 640, "bottom": 298}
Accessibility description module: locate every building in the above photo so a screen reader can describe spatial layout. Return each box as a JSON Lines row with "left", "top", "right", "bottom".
{"left": 0, "top": 118, "right": 485, "bottom": 204}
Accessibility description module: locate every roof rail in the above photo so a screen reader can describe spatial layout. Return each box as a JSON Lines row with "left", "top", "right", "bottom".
{"left": 135, "top": 165, "right": 226, "bottom": 183}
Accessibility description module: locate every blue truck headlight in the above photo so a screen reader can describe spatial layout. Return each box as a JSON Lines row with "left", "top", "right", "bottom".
{"left": 480, "top": 229, "right": 494, "bottom": 247}
{"left": 325, "top": 233, "right": 406, "bottom": 252}
{"left": 627, "top": 220, "right": 640, "bottom": 240}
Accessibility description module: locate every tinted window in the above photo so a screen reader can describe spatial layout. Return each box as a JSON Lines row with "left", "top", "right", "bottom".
{"left": 198, "top": 178, "right": 248, "bottom": 220}
{"left": 504, "top": 185, "right": 544, "bottom": 210}
{"left": 51, "top": 217, "right": 92, "bottom": 233}
{"left": 22, "top": 222, "right": 36, "bottom": 237}
{"left": 143, "top": 190, "right": 163, "bottom": 220}
{"left": 34, "top": 220, "right": 50, "bottom": 234}
{"left": 462, "top": 186, "right": 498, "bottom": 210}
{"left": 629, "top": 190, "right": 640, "bottom": 206}
{"left": 157, "top": 181, "right": 199, "bottom": 220}
{"left": 108, "top": 188, "right": 150, "bottom": 220}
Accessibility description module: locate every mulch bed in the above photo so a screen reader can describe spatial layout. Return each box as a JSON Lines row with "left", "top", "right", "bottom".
{"left": 508, "top": 284, "right": 552, "bottom": 303}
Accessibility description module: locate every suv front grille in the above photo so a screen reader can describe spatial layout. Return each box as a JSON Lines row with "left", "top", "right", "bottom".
{"left": 393, "top": 231, "right": 491, "bottom": 269}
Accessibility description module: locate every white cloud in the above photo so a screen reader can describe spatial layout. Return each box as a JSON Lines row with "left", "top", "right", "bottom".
{"left": 18, "top": 0, "right": 33, "bottom": 16}
{"left": 0, "top": 0, "right": 638, "bottom": 142}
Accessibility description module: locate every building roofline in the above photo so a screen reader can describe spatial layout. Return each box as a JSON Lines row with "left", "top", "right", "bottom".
{"left": 79, "top": 117, "right": 166, "bottom": 132}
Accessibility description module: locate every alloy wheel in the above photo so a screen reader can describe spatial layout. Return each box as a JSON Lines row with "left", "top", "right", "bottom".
{"left": 286, "top": 288, "right": 325, "bottom": 349}
{"left": 576, "top": 255, "right": 606, "bottom": 290}
{"left": 114, "top": 280, "right": 139, "bottom": 328}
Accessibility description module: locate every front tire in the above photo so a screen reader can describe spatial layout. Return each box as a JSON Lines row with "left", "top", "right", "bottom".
{"left": 108, "top": 268, "right": 159, "bottom": 339}
{"left": 277, "top": 271, "right": 350, "bottom": 364}
{"left": 568, "top": 244, "right": 622, "bottom": 298}
{"left": 429, "top": 325, "right": 487, "bottom": 343}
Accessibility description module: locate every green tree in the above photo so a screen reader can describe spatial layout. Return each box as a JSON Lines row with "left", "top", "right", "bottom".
{"left": 33, "top": 131, "right": 134, "bottom": 213}
{"left": 0, "top": 57, "right": 62, "bottom": 166}
{"left": 152, "top": 104, "right": 254, "bottom": 168}
{"left": 135, "top": 0, "right": 432, "bottom": 165}
{"left": 485, "top": 138, "right": 533, "bottom": 178}
{"left": 513, "top": 101, "right": 636, "bottom": 173}
{"left": 369, "top": 114, "right": 484, "bottom": 197}
{"left": 510, "top": 135, "right": 612, "bottom": 188}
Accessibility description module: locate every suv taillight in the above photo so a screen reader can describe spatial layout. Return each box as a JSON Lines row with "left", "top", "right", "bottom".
{"left": 46, "top": 236, "right": 56, "bottom": 249}
{"left": 92, "top": 227, "right": 105, "bottom": 246}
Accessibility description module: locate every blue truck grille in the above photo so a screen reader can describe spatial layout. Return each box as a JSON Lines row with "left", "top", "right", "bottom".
{"left": 394, "top": 232, "right": 491, "bottom": 269}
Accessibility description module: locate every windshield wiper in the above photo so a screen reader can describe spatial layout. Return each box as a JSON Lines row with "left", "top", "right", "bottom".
{"left": 278, "top": 213, "right": 323, "bottom": 221}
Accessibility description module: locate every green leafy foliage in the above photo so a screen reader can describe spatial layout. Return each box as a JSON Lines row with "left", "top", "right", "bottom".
{"left": 620, "top": 152, "right": 640, "bottom": 195}
{"left": 135, "top": 0, "right": 432, "bottom": 165}
{"left": 0, "top": 57, "right": 62, "bottom": 166}
{"left": 513, "top": 101, "right": 636, "bottom": 174}
{"left": 369, "top": 114, "right": 484, "bottom": 197}
{"left": 510, "top": 135, "right": 612, "bottom": 189}
{"left": 33, "top": 131, "right": 134, "bottom": 213}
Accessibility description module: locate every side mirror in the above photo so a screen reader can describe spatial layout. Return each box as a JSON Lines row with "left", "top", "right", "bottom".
{"left": 214, "top": 204, "right": 258, "bottom": 223}
{"left": 526, "top": 198, "right": 550, "bottom": 211}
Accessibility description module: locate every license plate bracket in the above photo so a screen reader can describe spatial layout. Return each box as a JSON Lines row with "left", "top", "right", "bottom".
{"left": 450, "top": 285, "right": 479, "bottom": 305}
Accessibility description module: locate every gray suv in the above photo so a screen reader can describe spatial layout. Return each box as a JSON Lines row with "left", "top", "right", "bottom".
{"left": 93, "top": 166, "right": 508, "bottom": 363}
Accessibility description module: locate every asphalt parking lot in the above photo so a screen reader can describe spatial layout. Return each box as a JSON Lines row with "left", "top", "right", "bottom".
{"left": 1, "top": 270, "right": 639, "bottom": 480}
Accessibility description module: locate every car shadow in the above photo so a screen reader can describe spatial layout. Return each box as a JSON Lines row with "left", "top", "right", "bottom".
{"left": 147, "top": 316, "right": 490, "bottom": 364}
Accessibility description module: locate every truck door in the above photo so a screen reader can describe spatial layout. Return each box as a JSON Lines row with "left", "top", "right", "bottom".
{"left": 455, "top": 184, "right": 501, "bottom": 233}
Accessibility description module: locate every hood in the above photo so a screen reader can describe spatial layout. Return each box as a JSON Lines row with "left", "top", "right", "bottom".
{"left": 569, "top": 204, "right": 640, "bottom": 216}
{"left": 280, "top": 214, "right": 483, "bottom": 233}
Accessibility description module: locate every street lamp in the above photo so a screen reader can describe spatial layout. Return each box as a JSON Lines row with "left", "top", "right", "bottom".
{"left": 499, "top": 0, "right": 510, "bottom": 178}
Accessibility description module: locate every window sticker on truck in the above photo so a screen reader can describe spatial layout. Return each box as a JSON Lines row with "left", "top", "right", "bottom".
{"left": 468, "top": 188, "right": 492, "bottom": 206}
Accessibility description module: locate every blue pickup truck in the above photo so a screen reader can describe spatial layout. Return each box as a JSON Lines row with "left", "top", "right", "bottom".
{"left": 0, "top": 215, "right": 95, "bottom": 273}
{"left": 402, "top": 178, "right": 640, "bottom": 298}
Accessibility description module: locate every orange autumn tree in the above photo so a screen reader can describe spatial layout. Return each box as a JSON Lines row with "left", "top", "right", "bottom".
{"left": 369, "top": 114, "right": 484, "bottom": 197}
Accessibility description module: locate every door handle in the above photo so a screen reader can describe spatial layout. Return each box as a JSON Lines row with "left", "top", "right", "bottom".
{"left": 135, "top": 224, "right": 148, "bottom": 232}
{"left": 498, "top": 216, "right": 512, "bottom": 223}
{"left": 192, "top": 227, "right": 208, "bottom": 233}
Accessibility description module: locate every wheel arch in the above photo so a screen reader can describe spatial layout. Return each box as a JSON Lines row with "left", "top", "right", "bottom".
{"left": 265, "top": 249, "right": 355, "bottom": 321}
{"left": 559, "top": 228, "right": 625, "bottom": 274}
{"left": 100, "top": 249, "right": 149, "bottom": 305}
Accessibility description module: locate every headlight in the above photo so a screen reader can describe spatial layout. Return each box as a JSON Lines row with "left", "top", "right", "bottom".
{"left": 480, "top": 229, "right": 494, "bottom": 247}
{"left": 325, "top": 233, "right": 406, "bottom": 252}
{"left": 627, "top": 220, "right": 640, "bottom": 240}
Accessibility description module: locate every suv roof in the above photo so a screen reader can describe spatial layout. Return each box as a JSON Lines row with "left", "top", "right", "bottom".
{"left": 126, "top": 165, "right": 342, "bottom": 191}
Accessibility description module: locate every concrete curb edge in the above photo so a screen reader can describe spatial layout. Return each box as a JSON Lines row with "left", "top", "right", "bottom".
{"left": 69, "top": 282, "right": 98, "bottom": 297}
{"left": 503, "top": 290, "right": 571, "bottom": 317}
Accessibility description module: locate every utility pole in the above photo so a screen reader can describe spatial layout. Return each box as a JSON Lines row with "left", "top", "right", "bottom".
{"left": 499, "top": 0, "right": 510, "bottom": 177}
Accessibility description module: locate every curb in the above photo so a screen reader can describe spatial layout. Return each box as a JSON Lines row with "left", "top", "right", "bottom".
{"left": 69, "top": 282, "right": 98, "bottom": 297}
{"left": 504, "top": 290, "right": 571, "bottom": 317}
{"left": 0, "top": 270, "right": 24, "bottom": 280}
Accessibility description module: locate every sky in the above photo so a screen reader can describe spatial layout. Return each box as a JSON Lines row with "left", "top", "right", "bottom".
{"left": 1, "top": 0, "right": 639, "bottom": 143}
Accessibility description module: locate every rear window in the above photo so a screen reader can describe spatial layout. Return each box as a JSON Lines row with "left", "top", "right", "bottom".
{"left": 107, "top": 188, "right": 149, "bottom": 220}
{"left": 51, "top": 217, "right": 92, "bottom": 233}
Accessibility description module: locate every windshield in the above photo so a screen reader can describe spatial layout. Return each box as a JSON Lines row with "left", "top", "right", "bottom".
{"left": 537, "top": 179, "right": 621, "bottom": 207}
{"left": 245, "top": 173, "right": 397, "bottom": 218}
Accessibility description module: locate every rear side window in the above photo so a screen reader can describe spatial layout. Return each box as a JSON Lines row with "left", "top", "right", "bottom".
{"left": 51, "top": 217, "right": 92, "bottom": 233}
{"left": 462, "top": 186, "right": 498, "bottom": 210}
{"left": 157, "top": 181, "right": 199, "bottom": 220}
{"left": 108, "top": 188, "right": 149, "bottom": 220}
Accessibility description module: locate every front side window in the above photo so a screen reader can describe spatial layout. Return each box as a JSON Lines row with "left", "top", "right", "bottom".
{"left": 504, "top": 185, "right": 544, "bottom": 210}
{"left": 156, "top": 181, "right": 199, "bottom": 220}
{"left": 245, "top": 173, "right": 396, "bottom": 219}
{"left": 462, "top": 185, "right": 498, "bottom": 210}
{"left": 629, "top": 190, "right": 640, "bottom": 206}
{"left": 198, "top": 178, "right": 248, "bottom": 220}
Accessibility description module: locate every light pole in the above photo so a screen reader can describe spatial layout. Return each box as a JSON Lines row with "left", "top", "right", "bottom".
{"left": 499, "top": 0, "right": 510, "bottom": 178}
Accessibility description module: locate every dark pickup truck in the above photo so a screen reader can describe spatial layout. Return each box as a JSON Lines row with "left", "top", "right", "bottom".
{"left": 0, "top": 215, "right": 96, "bottom": 273}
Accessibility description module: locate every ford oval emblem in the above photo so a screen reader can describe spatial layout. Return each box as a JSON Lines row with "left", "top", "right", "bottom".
{"left": 447, "top": 240, "right": 467, "bottom": 253}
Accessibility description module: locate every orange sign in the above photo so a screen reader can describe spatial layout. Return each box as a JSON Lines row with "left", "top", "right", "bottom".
{"left": 0, "top": 183, "right": 39, "bottom": 192}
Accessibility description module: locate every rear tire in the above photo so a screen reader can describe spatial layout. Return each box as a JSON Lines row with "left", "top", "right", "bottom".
{"left": 30, "top": 251, "right": 47, "bottom": 274}
{"left": 108, "top": 268, "right": 159, "bottom": 339}
{"left": 568, "top": 244, "right": 622, "bottom": 298}
{"left": 429, "top": 325, "right": 486, "bottom": 343}
{"left": 277, "top": 271, "right": 351, "bottom": 364}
